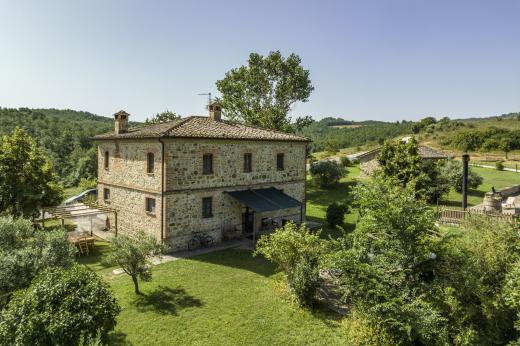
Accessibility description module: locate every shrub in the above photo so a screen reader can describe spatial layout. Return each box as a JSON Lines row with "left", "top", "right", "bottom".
{"left": 496, "top": 161, "right": 505, "bottom": 171}
{"left": 326, "top": 202, "right": 348, "bottom": 228}
{"left": 0, "top": 265, "right": 121, "bottom": 345}
{"left": 309, "top": 160, "right": 343, "bottom": 188}
{"left": 79, "top": 177, "right": 97, "bottom": 191}
{"left": 288, "top": 255, "right": 320, "bottom": 307}
{"left": 254, "top": 222, "right": 324, "bottom": 306}
{"left": 339, "top": 156, "right": 351, "bottom": 168}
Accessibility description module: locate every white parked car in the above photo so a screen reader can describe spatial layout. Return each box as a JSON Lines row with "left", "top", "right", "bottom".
{"left": 63, "top": 189, "right": 98, "bottom": 206}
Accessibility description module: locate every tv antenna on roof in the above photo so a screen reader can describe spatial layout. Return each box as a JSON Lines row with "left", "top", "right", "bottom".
{"left": 197, "top": 92, "right": 212, "bottom": 109}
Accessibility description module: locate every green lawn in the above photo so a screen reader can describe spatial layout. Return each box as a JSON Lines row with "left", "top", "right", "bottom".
{"left": 441, "top": 166, "right": 520, "bottom": 208}
{"left": 79, "top": 248, "right": 347, "bottom": 345}
{"left": 306, "top": 165, "right": 361, "bottom": 238}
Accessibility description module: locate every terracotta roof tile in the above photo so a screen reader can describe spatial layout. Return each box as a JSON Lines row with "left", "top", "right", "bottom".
{"left": 94, "top": 116, "right": 309, "bottom": 142}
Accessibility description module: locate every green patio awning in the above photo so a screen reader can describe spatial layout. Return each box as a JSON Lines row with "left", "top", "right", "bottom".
{"left": 226, "top": 188, "right": 302, "bottom": 213}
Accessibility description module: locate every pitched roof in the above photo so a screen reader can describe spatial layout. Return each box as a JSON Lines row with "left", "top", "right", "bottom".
{"left": 93, "top": 116, "right": 310, "bottom": 142}
{"left": 357, "top": 145, "right": 448, "bottom": 160}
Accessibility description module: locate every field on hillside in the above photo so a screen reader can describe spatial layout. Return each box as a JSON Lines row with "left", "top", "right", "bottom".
{"left": 78, "top": 246, "right": 348, "bottom": 346}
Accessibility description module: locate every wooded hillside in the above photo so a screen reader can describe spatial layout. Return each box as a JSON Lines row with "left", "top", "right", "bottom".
{"left": 0, "top": 108, "right": 122, "bottom": 187}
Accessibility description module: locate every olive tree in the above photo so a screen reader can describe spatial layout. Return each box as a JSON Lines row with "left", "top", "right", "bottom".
{"left": 0, "top": 216, "right": 76, "bottom": 300}
{"left": 309, "top": 160, "right": 344, "bottom": 188}
{"left": 103, "top": 230, "right": 163, "bottom": 295}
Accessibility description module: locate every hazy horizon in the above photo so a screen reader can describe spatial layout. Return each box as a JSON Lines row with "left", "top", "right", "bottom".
{"left": 1, "top": 0, "right": 519, "bottom": 122}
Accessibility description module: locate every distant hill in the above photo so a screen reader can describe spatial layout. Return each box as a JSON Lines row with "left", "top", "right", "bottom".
{"left": 0, "top": 107, "right": 140, "bottom": 186}
{"left": 302, "top": 117, "right": 414, "bottom": 153}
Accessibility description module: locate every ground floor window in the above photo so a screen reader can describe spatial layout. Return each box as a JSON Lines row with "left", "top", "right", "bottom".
{"left": 103, "top": 188, "right": 110, "bottom": 201}
{"left": 202, "top": 197, "right": 213, "bottom": 218}
{"left": 146, "top": 197, "right": 156, "bottom": 214}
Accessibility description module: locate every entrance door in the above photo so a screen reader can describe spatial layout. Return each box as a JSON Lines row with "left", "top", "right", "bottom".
{"left": 242, "top": 207, "right": 254, "bottom": 234}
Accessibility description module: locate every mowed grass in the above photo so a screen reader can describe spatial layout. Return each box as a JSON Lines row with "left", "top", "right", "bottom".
{"left": 441, "top": 166, "right": 520, "bottom": 207}
{"left": 80, "top": 248, "right": 347, "bottom": 346}
{"left": 306, "top": 165, "right": 361, "bottom": 237}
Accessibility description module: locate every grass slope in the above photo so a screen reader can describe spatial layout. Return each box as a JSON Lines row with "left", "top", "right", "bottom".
{"left": 306, "top": 165, "right": 361, "bottom": 237}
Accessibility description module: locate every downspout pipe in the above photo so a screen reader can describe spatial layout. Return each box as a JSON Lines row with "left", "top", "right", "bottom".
{"left": 159, "top": 137, "right": 165, "bottom": 242}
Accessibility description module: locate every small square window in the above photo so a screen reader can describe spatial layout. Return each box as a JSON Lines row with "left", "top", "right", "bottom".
{"left": 203, "top": 154, "right": 213, "bottom": 174}
{"left": 104, "top": 151, "right": 109, "bottom": 170}
{"left": 276, "top": 153, "right": 284, "bottom": 171}
{"left": 243, "top": 153, "right": 252, "bottom": 173}
{"left": 202, "top": 197, "right": 213, "bottom": 218}
{"left": 146, "top": 197, "right": 156, "bottom": 214}
{"left": 147, "top": 153, "right": 154, "bottom": 174}
{"left": 103, "top": 188, "right": 110, "bottom": 201}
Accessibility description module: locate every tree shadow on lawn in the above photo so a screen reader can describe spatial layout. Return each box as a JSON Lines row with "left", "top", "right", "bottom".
{"left": 133, "top": 285, "right": 203, "bottom": 315}
{"left": 107, "top": 331, "right": 133, "bottom": 346}
{"left": 439, "top": 189, "right": 484, "bottom": 208}
{"left": 187, "top": 248, "right": 279, "bottom": 277}
{"left": 306, "top": 181, "right": 357, "bottom": 208}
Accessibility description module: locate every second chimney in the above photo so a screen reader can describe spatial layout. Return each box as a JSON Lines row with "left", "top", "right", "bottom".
{"left": 114, "top": 110, "right": 130, "bottom": 134}
{"left": 208, "top": 102, "right": 221, "bottom": 121}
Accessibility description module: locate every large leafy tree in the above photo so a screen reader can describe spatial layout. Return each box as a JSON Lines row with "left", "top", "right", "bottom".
{"left": 145, "top": 110, "right": 180, "bottom": 124}
{"left": 377, "top": 138, "right": 450, "bottom": 203}
{"left": 0, "top": 216, "right": 76, "bottom": 301}
{"left": 329, "top": 177, "right": 448, "bottom": 344}
{"left": 216, "top": 51, "right": 314, "bottom": 131}
{"left": 0, "top": 265, "right": 121, "bottom": 346}
{"left": 0, "top": 128, "right": 63, "bottom": 217}
{"left": 103, "top": 230, "right": 163, "bottom": 295}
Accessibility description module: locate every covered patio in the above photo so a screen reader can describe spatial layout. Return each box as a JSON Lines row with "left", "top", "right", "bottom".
{"left": 42, "top": 202, "right": 118, "bottom": 240}
{"left": 225, "top": 187, "right": 303, "bottom": 242}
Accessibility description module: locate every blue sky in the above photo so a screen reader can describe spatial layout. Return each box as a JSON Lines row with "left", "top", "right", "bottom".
{"left": 0, "top": 0, "right": 519, "bottom": 122}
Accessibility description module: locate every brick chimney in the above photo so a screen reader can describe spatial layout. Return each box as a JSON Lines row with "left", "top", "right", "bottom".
{"left": 114, "top": 110, "right": 130, "bottom": 134}
{"left": 208, "top": 102, "right": 221, "bottom": 121}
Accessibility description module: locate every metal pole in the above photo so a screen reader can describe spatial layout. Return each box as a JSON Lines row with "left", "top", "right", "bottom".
{"left": 462, "top": 154, "right": 470, "bottom": 210}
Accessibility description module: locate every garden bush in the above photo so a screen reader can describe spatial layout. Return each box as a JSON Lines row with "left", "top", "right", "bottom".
{"left": 339, "top": 156, "right": 351, "bottom": 168}
{"left": 254, "top": 222, "right": 324, "bottom": 306}
{"left": 326, "top": 202, "right": 348, "bottom": 228}
{"left": 496, "top": 161, "right": 505, "bottom": 171}
{"left": 288, "top": 255, "right": 320, "bottom": 307}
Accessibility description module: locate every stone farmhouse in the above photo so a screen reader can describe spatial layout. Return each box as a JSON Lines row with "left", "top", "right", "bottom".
{"left": 358, "top": 143, "right": 448, "bottom": 176}
{"left": 94, "top": 103, "right": 309, "bottom": 250}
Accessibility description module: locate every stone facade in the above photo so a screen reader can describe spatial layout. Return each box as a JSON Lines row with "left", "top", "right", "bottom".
{"left": 97, "top": 136, "right": 307, "bottom": 250}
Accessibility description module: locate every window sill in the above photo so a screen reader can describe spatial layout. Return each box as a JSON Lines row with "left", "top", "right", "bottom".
{"left": 104, "top": 200, "right": 111, "bottom": 204}
{"left": 202, "top": 215, "right": 213, "bottom": 219}
{"left": 147, "top": 173, "right": 155, "bottom": 177}
{"left": 146, "top": 211, "right": 156, "bottom": 217}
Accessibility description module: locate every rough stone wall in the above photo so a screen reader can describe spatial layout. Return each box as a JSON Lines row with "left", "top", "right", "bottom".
{"left": 165, "top": 181, "right": 305, "bottom": 251}
{"left": 98, "top": 140, "right": 162, "bottom": 192}
{"left": 97, "top": 140, "right": 163, "bottom": 239}
{"left": 97, "top": 137, "right": 307, "bottom": 247}
{"left": 164, "top": 139, "right": 306, "bottom": 190}
{"left": 98, "top": 182, "right": 162, "bottom": 240}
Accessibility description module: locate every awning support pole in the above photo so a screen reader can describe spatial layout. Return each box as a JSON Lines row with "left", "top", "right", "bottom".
{"left": 252, "top": 211, "right": 256, "bottom": 245}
